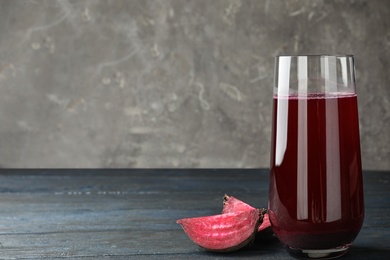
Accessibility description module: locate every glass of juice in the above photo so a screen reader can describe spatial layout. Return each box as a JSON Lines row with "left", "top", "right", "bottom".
{"left": 269, "top": 55, "right": 364, "bottom": 259}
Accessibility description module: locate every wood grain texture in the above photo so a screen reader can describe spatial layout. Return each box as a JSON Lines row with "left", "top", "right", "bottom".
{"left": 0, "top": 169, "right": 389, "bottom": 259}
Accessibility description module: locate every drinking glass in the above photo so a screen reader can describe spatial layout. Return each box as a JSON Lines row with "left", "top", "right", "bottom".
{"left": 269, "top": 55, "right": 364, "bottom": 259}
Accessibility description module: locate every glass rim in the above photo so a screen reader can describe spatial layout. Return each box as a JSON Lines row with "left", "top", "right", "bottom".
{"left": 275, "top": 54, "right": 354, "bottom": 58}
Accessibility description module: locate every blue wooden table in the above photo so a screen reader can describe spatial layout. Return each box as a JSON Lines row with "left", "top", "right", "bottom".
{"left": 0, "top": 169, "right": 388, "bottom": 259}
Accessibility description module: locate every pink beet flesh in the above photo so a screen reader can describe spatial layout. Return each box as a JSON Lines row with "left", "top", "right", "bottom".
{"left": 223, "top": 195, "right": 271, "bottom": 233}
{"left": 222, "top": 195, "right": 256, "bottom": 213}
{"left": 258, "top": 213, "right": 271, "bottom": 232}
{"left": 177, "top": 209, "right": 260, "bottom": 252}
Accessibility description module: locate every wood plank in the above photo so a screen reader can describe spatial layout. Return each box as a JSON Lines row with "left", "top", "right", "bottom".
{"left": 0, "top": 169, "right": 389, "bottom": 259}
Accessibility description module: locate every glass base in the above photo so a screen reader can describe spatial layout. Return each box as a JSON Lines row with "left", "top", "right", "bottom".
{"left": 287, "top": 245, "right": 350, "bottom": 259}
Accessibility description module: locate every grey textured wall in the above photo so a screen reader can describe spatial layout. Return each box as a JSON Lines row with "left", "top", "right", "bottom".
{"left": 0, "top": 0, "right": 389, "bottom": 169}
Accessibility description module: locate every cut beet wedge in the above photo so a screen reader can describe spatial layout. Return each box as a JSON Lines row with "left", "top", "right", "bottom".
{"left": 177, "top": 209, "right": 261, "bottom": 252}
{"left": 223, "top": 194, "right": 271, "bottom": 233}
{"left": 222, "top": 194, "right": 256, "bottom": 213}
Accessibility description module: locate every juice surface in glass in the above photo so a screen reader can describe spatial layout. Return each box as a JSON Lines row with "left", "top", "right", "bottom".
{"left": 269, "top": 93, "right": 364, "bottom": 250}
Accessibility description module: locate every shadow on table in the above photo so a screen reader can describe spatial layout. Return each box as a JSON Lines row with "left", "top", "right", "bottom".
{"left": 343, "top": 246, "right": 390, "bottom": 259}
{"left": 194, "top": 238, "right": 390, "bottom": 259}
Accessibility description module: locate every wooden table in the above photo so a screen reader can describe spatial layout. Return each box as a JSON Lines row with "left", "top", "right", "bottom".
{"left": 0, "top": 169, "right": 389, "bottom": 259}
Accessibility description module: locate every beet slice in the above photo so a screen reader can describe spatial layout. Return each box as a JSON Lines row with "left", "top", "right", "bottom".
{"left": 258, "top": 212, "right": 271, "bottom": 232}
{"left": 177, "top": 209, "right": 261, "bottom": 252}
{"left": 222, "top": 194, "right": 256, "bottom": 213}
{"left": 223, "top": 194, "right": 271, "bottom": 233}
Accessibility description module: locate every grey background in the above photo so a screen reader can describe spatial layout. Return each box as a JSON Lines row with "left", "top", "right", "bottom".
{"left": 0, "top": 0, "right": 389, "bottom": 169}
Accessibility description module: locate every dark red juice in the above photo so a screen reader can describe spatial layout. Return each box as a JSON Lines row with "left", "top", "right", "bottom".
{"left": 269, "top": 93, "right": 364, "bottom": 249}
